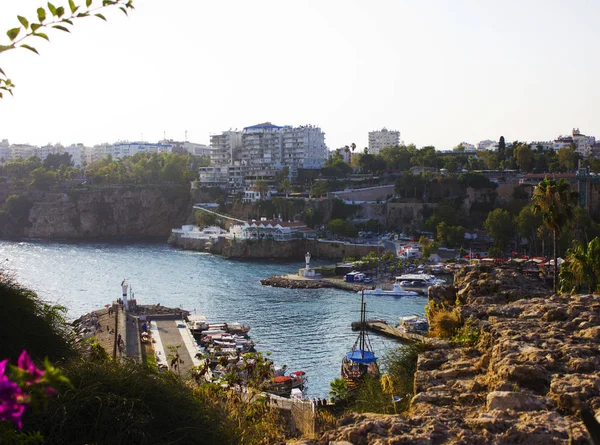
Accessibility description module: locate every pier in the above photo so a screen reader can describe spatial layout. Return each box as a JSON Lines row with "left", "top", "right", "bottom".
{"left": 351, "top": 320, "right": 429, "bottom": 343}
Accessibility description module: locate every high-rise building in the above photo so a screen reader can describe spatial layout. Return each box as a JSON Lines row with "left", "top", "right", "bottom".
{"left": 201, "top": 123, "right": 327, "bottom": 188}
{"left": 368, "top": 128, "right": 400, "bottom": 155}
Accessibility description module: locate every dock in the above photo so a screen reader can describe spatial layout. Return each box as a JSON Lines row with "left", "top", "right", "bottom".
{"left": 351, "top": 320, "right": 429, "bottom": 343}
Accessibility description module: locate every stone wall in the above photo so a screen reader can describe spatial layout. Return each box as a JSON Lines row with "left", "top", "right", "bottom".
{"left": 317, "top": 267, "right": 599, "bottom": 444}
{"left": 168, "top": 234, "right": 381, "bottom": 261}
{"left": 329, "top": 185, "right": 395, "bottom": 202}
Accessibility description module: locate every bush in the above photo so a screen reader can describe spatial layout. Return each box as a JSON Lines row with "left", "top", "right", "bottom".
{"left": 25, "top": 359, "right": 234, "bottom": 445}
{"left": 383, "top": 343, "right": 428, "bottom": 412}
{"left": 0, "top": 274, "right": 75, "bottom": 362}
{"left": 451, "top": 318, "right": 481, "bottom": 346}
{"left": 426, "top": 303, "right": 462, "bottom": 339}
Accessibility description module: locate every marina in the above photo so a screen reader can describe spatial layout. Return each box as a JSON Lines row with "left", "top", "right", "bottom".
{"left": 1, "top": 240, "right": 430, "bottom": 396}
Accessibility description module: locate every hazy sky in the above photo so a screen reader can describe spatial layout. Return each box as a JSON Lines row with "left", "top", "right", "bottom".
{"left": 1, "top": 0, "right": 599, "bottom": 150}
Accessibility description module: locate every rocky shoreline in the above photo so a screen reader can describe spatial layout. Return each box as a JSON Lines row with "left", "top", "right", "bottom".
{"left": 314, "top": 266, "right": 600, "bottom": 444}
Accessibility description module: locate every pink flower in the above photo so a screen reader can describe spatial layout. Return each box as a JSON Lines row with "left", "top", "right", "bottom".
{"left": 17, "top": 351, "right": 44, "bottom": 384}
{"left": 0, "top": 375, "right": 28, "bottom": 429}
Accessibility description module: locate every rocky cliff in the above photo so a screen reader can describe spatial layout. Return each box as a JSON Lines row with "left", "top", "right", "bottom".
{"left": 6, "top": 186, "right": 191, "bottom": 238}
{"left": 316, "top": 267, "right": 600, "bottom": 444}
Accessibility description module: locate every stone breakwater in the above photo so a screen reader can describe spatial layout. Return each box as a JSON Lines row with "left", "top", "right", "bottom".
{"left": 261, "top": 275, "right": 364, "bottom": 292}
{"left": 316, "top": 266, "right": 600, "bottom": 444}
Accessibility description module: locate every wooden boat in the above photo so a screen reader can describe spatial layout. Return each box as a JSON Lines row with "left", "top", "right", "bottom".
{"left": 341, "top": 291, "right": 379, "bottom": 387}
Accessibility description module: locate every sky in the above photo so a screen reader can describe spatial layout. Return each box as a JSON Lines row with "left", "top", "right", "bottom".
{"left": 1, "top": 0, "right": 599, "bottom": 151}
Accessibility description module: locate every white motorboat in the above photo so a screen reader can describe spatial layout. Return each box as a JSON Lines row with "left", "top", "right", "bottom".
{"left": 361, "top": 283, "right": 420, "bottom": 297}
{"left": 398, "top": 315, "right": 429, "bottom": 334}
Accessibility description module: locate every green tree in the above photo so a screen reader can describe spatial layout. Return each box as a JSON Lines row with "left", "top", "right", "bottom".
{"left": 436, "top": 222, "right": 465, "bottom": 248}
{"left": 498, "top": 136, "right": 506, "bottom": 162}
{"left": 43, "top": 152, "right": 72, "bottom": 170}
{"left": 327, "top": 218, "right": 358, "bottom": 238}
{"left": 514, "top": 144, "right": 534, "bottom": 172}
{"left": 29, "top": 166, "right": 56, "bottom": 188}
{"left": 278, "top": 178, "right": 291, "bottom": 198}
{"left": 559, "top": 237, "right": 600, "bottom": 293}
{"left": 484, "top": 208, "right": 514, "bottom": 252}
{"left": 514, "top": 204, "right": 542, "bottom": 256}
{"left": 532, "top": 178, "right": 577, "bottom": 293}
{"left": 310, "top": 180, "right": 329, "bottom": 198}
{"left": 557, "top": 146, "right": 579, "bottom": 171}
{"left": 418, "top": 236, "right": 437, "bottom": 259}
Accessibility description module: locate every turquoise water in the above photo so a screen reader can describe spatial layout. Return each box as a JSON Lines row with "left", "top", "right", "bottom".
{"left": 0, "top": 240, "right": 429, "bottom": 396}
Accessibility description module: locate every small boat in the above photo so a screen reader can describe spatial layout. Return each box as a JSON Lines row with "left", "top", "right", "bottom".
{"left": 362, "top": 283, "right": 420, "bottom": 297}
{"left": 398, "top": 315, "right": 429, "bottom": 334}
{"left": 269, "top": 375, "right": 293, "bottom": 397}
{"left": 341, "top": 291, "right": 379, "bottom": 387}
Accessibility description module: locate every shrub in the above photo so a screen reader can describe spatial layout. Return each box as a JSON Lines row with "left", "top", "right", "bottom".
{"left": 451, "top": 318, "right": 481, "bottom": 346}
{"left": 427, "top": 304, "right": 462, "bottom": 339}
{"left": 25, "top": 359, "right": 234, "bottom": 445}
{"left": 383, "top": 343, "right": 428, "bottom": 412}
{"left": 0, "top": 274, "right": 75, "bottom": 362}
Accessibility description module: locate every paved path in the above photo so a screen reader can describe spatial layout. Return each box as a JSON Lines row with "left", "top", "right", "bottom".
{"left": 117, "top": 310, "right": 141, "bottom": 362}
{"left": 155, "top": 319, "right": 194, "bottom": 376}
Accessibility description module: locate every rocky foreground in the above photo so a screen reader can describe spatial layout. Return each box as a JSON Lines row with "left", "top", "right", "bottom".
{"left": 315, "top": 266, "right": 600, "bottom": 444}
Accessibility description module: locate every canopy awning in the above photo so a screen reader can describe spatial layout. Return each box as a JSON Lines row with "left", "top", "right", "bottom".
{"left": 346, "top": 350, "right": 378, "bottom": 364}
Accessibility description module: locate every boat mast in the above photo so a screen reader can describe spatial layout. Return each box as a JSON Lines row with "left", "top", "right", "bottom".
{"left": 360, "top": 290, "right": 366, "bottom": 357}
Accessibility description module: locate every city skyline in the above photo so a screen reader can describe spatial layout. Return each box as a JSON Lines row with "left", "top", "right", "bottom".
{"left": 1, "top": 1, "right": 599, "bottom": 151}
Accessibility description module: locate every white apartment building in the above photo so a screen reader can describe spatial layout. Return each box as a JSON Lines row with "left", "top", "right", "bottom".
{"left": 281, "top": 124, "right": 327, "bottom": 170}
{"left": 200, "top": 122, "right": 327, "bottom": 189}
{"left": 111, "top": 141, "right": 173, "bottom": 159}
{"left": 0, "top": 139, "right": 9, "bottom": 162}
{"left": 85, "top": 144, "right": 112, "bottom": 165}
{"left": 477, "top": 140, "right": 496, "bottom": 150}
{"left": 209, "top": 131, "right": 243, "bottom": 166}
{"left": 368, "top": 128, "right": 400, "bottom": 155}
{"left": 242, "top": 123, "right": 283, "bottom": 168}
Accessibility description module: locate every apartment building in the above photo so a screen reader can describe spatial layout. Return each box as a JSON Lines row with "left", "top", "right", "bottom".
{"left": 368, "top": 128, "right": 400, "bottom": 155}
{"left": 200, "top": 122, "right": 327, "bottom": 189}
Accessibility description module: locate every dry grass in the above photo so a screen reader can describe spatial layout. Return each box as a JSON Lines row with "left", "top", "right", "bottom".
{"left": 428, "top": 306, "right": 462, "bottom": 339}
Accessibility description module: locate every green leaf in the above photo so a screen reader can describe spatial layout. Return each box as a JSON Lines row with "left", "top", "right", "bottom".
{"left": 69, "top": 0, "right": 77, "bottom": 13}
{"left": 37, "top": 7, "right": 47, "bottom": 22}
{"left": 56, "top": 7, "right": 65, "bottom": 18}
{"left": 0, "top": 67, "right": 5, "bottom": 75}
{"left": 48, "top": 2, "right": 57, "bottom": 16}
{"left": 34, "top": 32, "right": 50, "bottom": 41}
{"left": 31, "top": 23, "right": 41, "bottom": 31}
{"left": 20, "top": 44, "right": 39, "bottom": 55}
{"left": 95, "top": 13, "right": 107, "bottom": 21}
{"left": 0, "top": 46, "right": 11, "bottom": 55}
{"left": 119, "top": 6, "right": 128, "bottom": 15}
{"left": 7, "top": 28, "right": 20, "bottom": 42}
{"left": 63, "top": 18, "right": 74, "bottom": 25}
{"left": 76, "top": 12, "right": 89, "bottom": 17}
{"left": 17, "top": 16, "right": 29, "bottom": 30}
{"left": 86, "top": 0, "right": 92, "bottom": 7}
{"left": 53, "top": 25, "right": 70, "bottom": 33}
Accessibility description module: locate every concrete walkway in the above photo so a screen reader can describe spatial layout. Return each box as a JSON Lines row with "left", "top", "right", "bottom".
{"left": 155, "top": 319, "right": 194, "bottom": 376}
{"left": 117, "top": 310, "right": 141, "bottom": 362}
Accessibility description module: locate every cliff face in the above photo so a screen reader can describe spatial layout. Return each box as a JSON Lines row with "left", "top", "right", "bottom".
{"left": 318, "top": 267, "right": 600, "bottom": 445}
{"left": 17, "top": 187, "right": 190, "bottom": 238}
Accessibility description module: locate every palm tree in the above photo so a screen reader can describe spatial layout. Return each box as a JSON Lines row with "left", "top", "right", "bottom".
{"left": 532, "top": 178, "right": 577, "bottom": 293}
{"left": 560, "top": 237, "right": 600, "bottom": 293}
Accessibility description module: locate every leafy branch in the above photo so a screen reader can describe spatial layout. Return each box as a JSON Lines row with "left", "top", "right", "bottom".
{"left": 0, "top": 0, "right": 135, "bottom": 99}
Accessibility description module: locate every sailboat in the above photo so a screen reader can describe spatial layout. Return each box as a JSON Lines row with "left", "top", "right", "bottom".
{"left": 341, "top": 290, "right": 379, "bottom": 387}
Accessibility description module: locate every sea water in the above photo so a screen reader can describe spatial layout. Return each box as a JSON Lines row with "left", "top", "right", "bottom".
{"left": 0, "top": 240, "right": 429, "bottom": 396}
